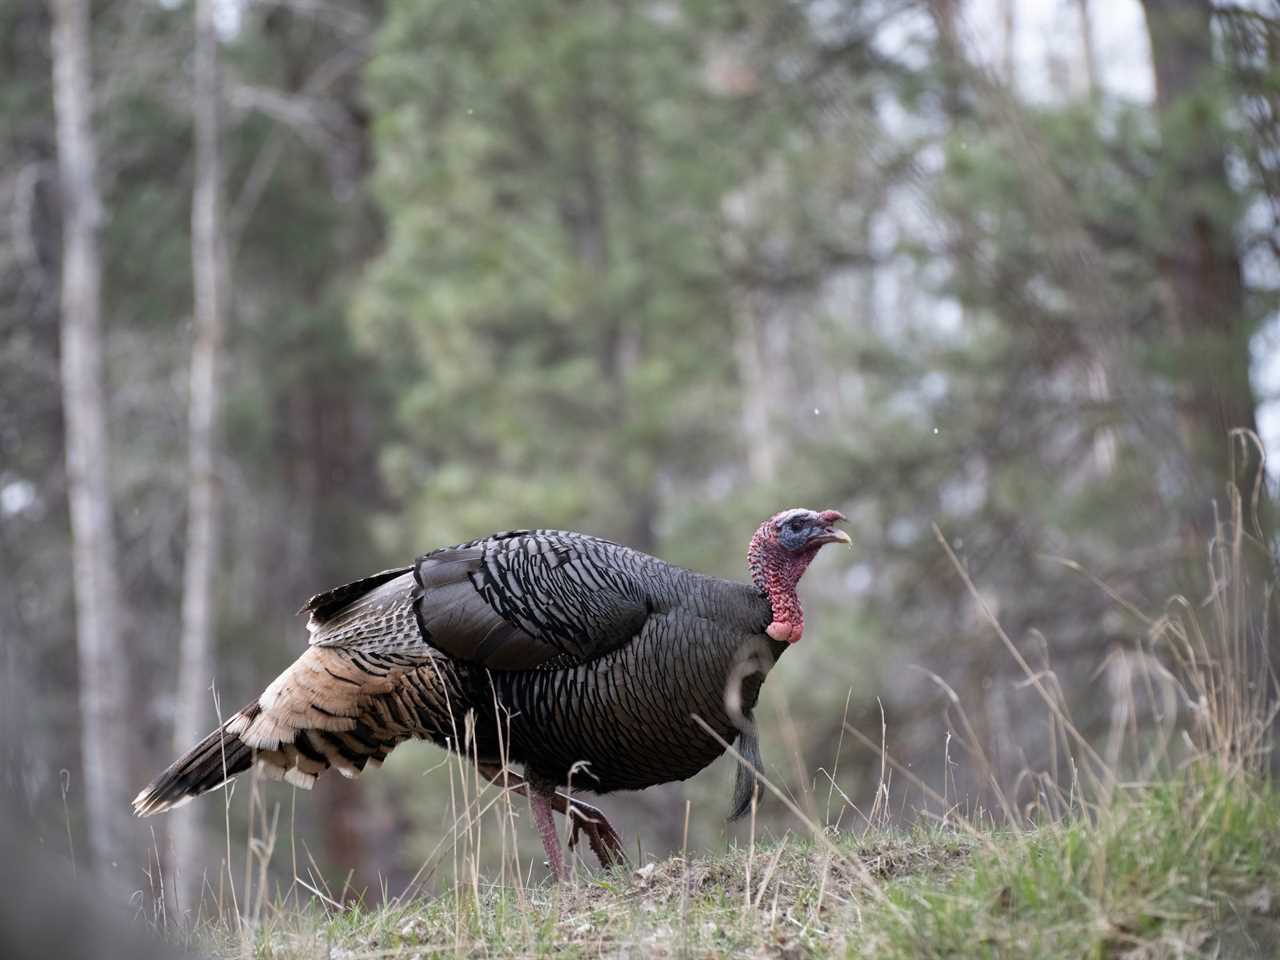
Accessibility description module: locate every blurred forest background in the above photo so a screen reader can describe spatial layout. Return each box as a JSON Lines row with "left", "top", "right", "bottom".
{"left": 2, "top": 0, "right": 1278, "bottom": 915}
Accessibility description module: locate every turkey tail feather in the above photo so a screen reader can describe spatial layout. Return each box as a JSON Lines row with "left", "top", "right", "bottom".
{"left": 132, "top": 704, "right": 257, "bottom": 816}
{"left": 134, "top": 647, "right": 449, "bottom": 818}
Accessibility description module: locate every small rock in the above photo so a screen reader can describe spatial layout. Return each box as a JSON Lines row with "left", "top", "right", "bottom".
{"left": 1246, "top": 885, "right": 1273, "bottom": 915}
{"left": 400, "top": 917, "right": 432, "bottom": 943}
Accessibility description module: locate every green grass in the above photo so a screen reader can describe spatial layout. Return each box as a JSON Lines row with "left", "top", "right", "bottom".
{"left": 194, "top": 770, "right": 1279, "bottom": 959}
{"left": 868, "top": 773, "right": 1280, "bottom": 958}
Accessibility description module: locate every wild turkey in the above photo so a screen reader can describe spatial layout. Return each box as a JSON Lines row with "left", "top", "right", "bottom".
{"left": 134, "top": 507, "right": 850, "bottom": 878}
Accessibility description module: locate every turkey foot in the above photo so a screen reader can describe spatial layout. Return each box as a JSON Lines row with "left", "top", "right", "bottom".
{"left": 478, "top": 763, "right": 625, "bottom": 877}
{"left": 564, "top": 798, "right": 625, "bottom": 869}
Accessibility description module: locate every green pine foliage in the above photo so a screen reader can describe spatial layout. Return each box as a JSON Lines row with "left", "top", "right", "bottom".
{"left": 355, "top": 0, "right": 769, "bottom": 551}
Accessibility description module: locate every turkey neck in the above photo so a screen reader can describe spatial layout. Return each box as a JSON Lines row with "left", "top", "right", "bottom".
{"left": 747, "top": 535, "right": 817, "bottom": 642}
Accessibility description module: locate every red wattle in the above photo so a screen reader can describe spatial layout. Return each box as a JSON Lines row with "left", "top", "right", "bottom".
{"left": 748, "top": 517, "right": 818, "bottom": 645}
{"left": 766, "top": 621, "right": 803, "bottom": 644}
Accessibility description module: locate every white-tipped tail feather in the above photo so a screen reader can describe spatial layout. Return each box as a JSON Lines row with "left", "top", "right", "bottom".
{"left": 133, "top": 647, "right": 414, "bottom": 817}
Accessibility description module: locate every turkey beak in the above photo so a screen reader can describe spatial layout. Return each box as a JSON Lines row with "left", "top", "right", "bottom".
{"left": 813, "top": 523, "right": 852, "bottom": 549}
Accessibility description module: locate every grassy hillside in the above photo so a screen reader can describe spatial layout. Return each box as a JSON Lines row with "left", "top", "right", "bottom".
{"left": 190, "top": 770, "right": 1278, "bottom": 959}
{"left": 184, "top": 510, "right": 1277, "bottom": 959}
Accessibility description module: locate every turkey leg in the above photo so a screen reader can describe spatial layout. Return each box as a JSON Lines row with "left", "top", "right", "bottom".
{"left": 527, "top": 791, "right": 566, "bottom": 880}
{"left": 476, "top": 762, "right": 625, "bottom": 877}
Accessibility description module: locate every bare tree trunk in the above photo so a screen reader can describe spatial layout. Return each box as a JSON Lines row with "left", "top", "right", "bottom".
{"left": 1075, "top": 0, "right": 1100, "bottom": 99}
{"left": 171, "top": 0, "right": 227, "bottom": 907}
{"left": 930, "top": 0, "right": 966, "bottom": 117}
{"left": 50, "top": 0, "right": 133, "bottom": 882}
{"left": 1139, "top": 0, "right": 1263, "bottom": 527}
{"left": 999, "top": 0, "right": 1016, "bottom": 87}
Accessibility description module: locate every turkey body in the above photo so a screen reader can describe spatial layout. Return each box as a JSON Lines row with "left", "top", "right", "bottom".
{"left": 462, "top": 577, "right": 781, "bottom": 794}
{"left": 135, "top": 528, "right": 785, "bottom": 818}
{"left": 344, "top": 529, "right": 783, "bottom": 795}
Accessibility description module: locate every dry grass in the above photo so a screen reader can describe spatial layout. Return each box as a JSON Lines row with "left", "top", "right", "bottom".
{"left": 196, "top": 828, "right": 976, "bottom": 959}
{"left": 184, "top": 774, "right": 1280, "bottom": 959}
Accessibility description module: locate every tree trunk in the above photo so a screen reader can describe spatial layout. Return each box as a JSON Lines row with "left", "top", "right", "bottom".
{"left": 50, "top": 0, "right": 133, "bottom": 882}
{"left": 1000, "top": 0, "right": 1016, "bottom": 86}
{"left": 930, "top": 0, "right": 967, "bottom": 118}
{"left": 171, "top": 0, "right": 227, "bottom": 908}
{"left": 1075, "top": 0, "right": 1100, "bottom": 99}
{"left": 1140, "top": 0, "right": 1263, "bottom": 527}
{"left": 0, "top": 537, "right": 31, "bottom": 814}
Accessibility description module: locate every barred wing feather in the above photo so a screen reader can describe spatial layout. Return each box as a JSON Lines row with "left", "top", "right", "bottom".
{"left": 411, "top": 532, "right": 654, "bottom": 669}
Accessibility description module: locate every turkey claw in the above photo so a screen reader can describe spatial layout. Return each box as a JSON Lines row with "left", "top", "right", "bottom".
{"left": 566, "top": 801, "right": 626, "bottom": 869}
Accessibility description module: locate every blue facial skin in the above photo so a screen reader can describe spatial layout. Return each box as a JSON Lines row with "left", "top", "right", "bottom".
{"left": 777, "top": 511, "right": 820, "bottom": 552}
